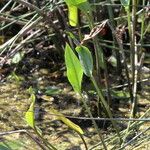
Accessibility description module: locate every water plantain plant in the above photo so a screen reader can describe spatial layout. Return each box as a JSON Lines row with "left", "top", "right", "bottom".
{"left": 25, "top": 87, "right": 88, "bottom": 150}
{"left": 65, "top": 43, "right": 124, "bottom": 149}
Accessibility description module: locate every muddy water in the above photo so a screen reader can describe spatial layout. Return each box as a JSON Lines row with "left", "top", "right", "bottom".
{"left": 0, "top": 70, "right": 150, "bottom": 150}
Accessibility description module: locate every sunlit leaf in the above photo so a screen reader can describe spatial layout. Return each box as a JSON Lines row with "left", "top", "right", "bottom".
{"left": 68, "top": 5, "right": 78, "bottom": 26}
{"left": 25, "top": 94, "right": 42, "bottom": 135}
{"left": 65, "top": 0, "right": 91, "bottom": 26}
{"left": 65, "top": 43, "right": 83, "bottom": 93}
{"left": 76, "top": 45, "right": 93, "bottom": 77}
{"left": 65, "top": 0, "right": 87, "bottom": 6}
{"left": 51, "top": 108, "right": 84, "bottom": 135}
{"left": 12, "top": 52, "right": 24, "bottom": 64}
{"left": 25, "top": 94, "right": 35, "bottom": 128}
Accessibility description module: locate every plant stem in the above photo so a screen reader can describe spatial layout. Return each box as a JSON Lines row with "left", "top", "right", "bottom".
{"left": 121, "top": 1, "right": 138, "bottom": 146}
{"left": 34, "top": 127, "right": 57, "bottom": 150}
{"left": 140, "top": 0, "right": 145, "bottom": 43}
{"left": 78, "top": 133, "right": 88, "bottom": 150}
{"left": 90, "top": 76, "right": 122, "bottom": 144}
{"left": 89, "top": 107, "right": 150, "bottom": 150}
{"left": 107, "top": 21, "right": 133, "bottom": 110}
{"left": 79, "top": 93, "right": 107, "bottom": 150}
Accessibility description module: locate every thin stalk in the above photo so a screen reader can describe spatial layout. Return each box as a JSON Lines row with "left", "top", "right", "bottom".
{"left": 140, "top": 0, "right": 145, "bottom": 43}
{"left": 126, "top": 2, "right": 135, "bottom": 93}
{"left": 34, "top": 127, "right": 57, "bottom": 150}
{"left": 106, "top": 0, "right": 115, "bottom": 27}
{"left": 90, "top": 76, "right": 122, "bottom": 144}
{"left": 132, "top": 37, "right": 138, "bottom": 117}
{"left": 118, "top": 127, "right": 150, "bottom": 150}
{"left": 121, "top": 0, "right": 138, "bottom": 146}
{"left": 79, "top": 93, "right": 107, "bottom": 150}
{"left": 131, "top": 0, "right": 137, "bottom": 88}
{"left": 84, "top": 12, "right": 105, "bottom": 117}
{"left": 0, "top": 0, "right": 12, "bottom": 13}
{"left": 107, "top": 21, "right": 133, "bottom": 110}
{"left": 106, "top": 0, "right": 122, "bottom": 88}
{"left": 0, "top": 130, "right": 47, "bottom": 150}
{"left": 14, "top": 0, "right": 66, "bottom": 46}
{"left": 78, "top": 133, "right": 88, "bottom": 150}
{"left": 103, "top": 62, "right": 112, "bottom": 106}
{"left": 85, "top": 12, "right": 105, "bottom": 75}
{"left": 85, "top": 10, "right": 112, "bottom": 116}
{"left": 89, "top": 107, "right": 150, "bottom": 150}
{"left": 105, "top": 0, "right": 119, "bottom": 106}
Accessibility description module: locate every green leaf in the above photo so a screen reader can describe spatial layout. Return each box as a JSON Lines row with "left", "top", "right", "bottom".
{"left": 45, "top": 86, "right": 61, "bottom": 95}
{"left": 51, "top": 108, "right": 84, "bottom": 135}
{"left": 25, "top": 94, "right": 36, "bottom": 128}
{"left": 65, "top": 0, "right": 87, "bottom": 6}
{"left": 65, "top": 43, "right": 83, "bottom": 93}
{"left": 25, "top": 94, "right": 42, "bottom": 135}
{"left": 0, "top": 139, "right": 25, "bottom": 150}
{"left": 111, "top": 90, "right": 130, "bottom": 99}
{"left": 27, "top": 86, "right": 35, "bottom": 95}
{"left": 77, "top": 1, "right": 91, "bottom": 14}
{"left": 65, "top": 0, "right": 91, "bottom": 26}
{"left": 12, "top": 52, "right": 24, "bottom": 64}
{"left": 76, "top": 45, "right": 93, "bottom": 77}
{"left": 120, "top": 0, "right": 130, "bottom": 10}
{"left": 68, "top": 5, "right": 78, "bottom": 26}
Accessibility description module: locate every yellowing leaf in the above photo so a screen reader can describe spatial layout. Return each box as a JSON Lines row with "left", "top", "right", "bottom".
{"left": 25, "top": 94, "right": 35, "bottom": 128}
{"left": 51, "top": 108, "right": 84, "bottom": 135}
{"left": 65, "top": 0, "right": 87, "bottom": 6}
{"left": 25, "top": 94, "right": 42, "bottom": 135}
{"left": 68, "top": 5, "right": 78, "bottom": 27}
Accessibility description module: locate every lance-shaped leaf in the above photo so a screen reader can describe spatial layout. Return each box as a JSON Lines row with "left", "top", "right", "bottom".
{"left": 76, "top": 45, "right": 93, "bottom": 77}
{"left": 65, "top": 43, "right": 83, "bottom": 93}
{"left": 25, "top": 94, "right": 42, "bottom": 135}
{"left": 25, "top": 94, "right": 35, "bottom": 128}
{"left": 68, "top": 5, "right": 78, "bottom": 27}
{"left": 51, "top": 108, "right": 84, "bottom": 135}
{"left": 65, "top": 0, "right": 90, "bottom": 26}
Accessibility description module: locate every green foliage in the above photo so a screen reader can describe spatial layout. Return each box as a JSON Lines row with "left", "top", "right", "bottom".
{"left": 45, "top": 86, "right": 62, "bottom": 95}
{"left": 65, "top": 43, "right": 83, "bottom": 93}
{"left": 65, "top": 0, "right": 87, "bottom": 6}
{"left": 65, "top": 0, "right": 91, "bottom": 26}
{"left": 76, "top": 45, "right": 93, "bottom": 77}
{"left": 111, "top": 90, "right": 130, "bottom": 99}
{"left": 68, "top": 5, "right": 78, "bottom": 26}
{"left": 25, "top": 94, "right": 36, "bottom": 128}
{"left": 120, "top": 0, "right": 130, "bottom": 10}
{"left": 51, "top": 108, "right": 84, "bottom": 135}
{"left": 0, "top": 139, "right": 25, "bottom": 150}
{"left": 25, "top": 93, "right": 42, "bottom": 135}
{"left": 8, "top": 71, "right": 24, "bottom": 83}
